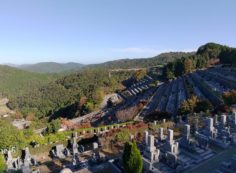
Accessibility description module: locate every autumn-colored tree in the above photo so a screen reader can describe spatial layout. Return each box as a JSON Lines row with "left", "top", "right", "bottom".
{"left": 134, "top": 70, "right": 147, "bottom": 81}
{"left": 79, "top": 96, "right": 87, "bottom": 107}
{"left": 13, "top": 111, "right": 23, "bottom": 119}
{"left": 178, "top": 96, "right": 199, "bottom": 115}
{"left": 25, "top": 112, "right": 35, "bottom": 121}
{"left": 184, "top": 59, "right": 193, "bottom": 74}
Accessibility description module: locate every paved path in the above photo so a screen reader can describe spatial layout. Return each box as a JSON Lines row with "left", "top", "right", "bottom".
{"left": 184, "top": 146, "right": 236, "bottom": 173}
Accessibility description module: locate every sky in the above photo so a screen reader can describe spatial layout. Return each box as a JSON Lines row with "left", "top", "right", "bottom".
{"left": 0, "top": 0, "right": 235, "bottom": 65}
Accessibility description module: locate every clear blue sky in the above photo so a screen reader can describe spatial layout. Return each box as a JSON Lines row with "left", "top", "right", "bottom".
{"left": 0, "top": 0, "right": 235, "bottom": 64}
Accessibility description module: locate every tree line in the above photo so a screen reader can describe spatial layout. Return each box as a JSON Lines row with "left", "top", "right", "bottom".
{"left": 163, "top": 42, "right": 235, "bottom": 80}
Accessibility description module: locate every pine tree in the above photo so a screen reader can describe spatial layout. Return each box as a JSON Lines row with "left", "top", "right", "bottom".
{"left": 123, "top": 141, "right": 143, "bottom": 173}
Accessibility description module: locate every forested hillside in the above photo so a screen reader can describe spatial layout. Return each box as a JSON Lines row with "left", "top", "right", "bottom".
{"left": 0, "top": 65, "right": 53, "bottom": 99}
{"left": 8, "top": 68, "right": 133, "bottom": 119}
{"left": 18, "top": 62, "right": 84, "bottom": 73}
{"left": 87, "top": 52, "right": 194, "bottom": 69}
{"left": 162, "top": 43, "right": 236, "bottom": 80}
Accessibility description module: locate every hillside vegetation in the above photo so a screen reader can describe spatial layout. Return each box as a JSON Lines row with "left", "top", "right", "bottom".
{"left": 86, "top": 52, "right": 194, "bottom": 69}
{"left": 18, "top": 62, "right": 84, "bottom": 74}
{"left": 163, "top": 43, "right": 236, "bottom": 80}
{"left": 0, "top": 65, "right": 53, "bottom": 99}
{"left": 8, "top": 68, "right": 133, "bottom": 119}
{"left": 17, "top": 52, "right": 194, "bottom": 74}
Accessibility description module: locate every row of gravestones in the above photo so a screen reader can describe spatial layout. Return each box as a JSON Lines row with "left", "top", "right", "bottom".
{"left": 31, "top": 123, "right": 132, "bottom": 149}
{"left": 4, "top": 147, "right": 39, "bottom": 173}
{"left": 50, "top": 132, "right": 99, "bottom": 160}
{"left": 78, "top": 123, "right": 130, "bottom": 135}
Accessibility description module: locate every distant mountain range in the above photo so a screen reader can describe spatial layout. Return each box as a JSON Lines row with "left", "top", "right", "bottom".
{"left": 10, "top": 52, "right": 194, "bottom": 74}
{"left": 17, "top": 62, "right": 84, "bottom": 74}
{"left": 2, "top": 42, "right": 235, "bottom": 75}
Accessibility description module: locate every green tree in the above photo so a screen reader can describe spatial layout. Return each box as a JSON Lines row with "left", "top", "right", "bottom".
{"left": 123, "top": 142, "right": 143, "bottom": 173}
{"left": 163, "top": 62, "right": 175, "bottom": 80}
{"left": 115, "top": 129, "right": 130, "bottom": 142}
{"left": 0, "top": 120, "right": 26, "bottom": 150}
{"left": 197, "top": 42, "right": 227, "bottom": 59}
{"left": 45, "top": 119, "right": 61, "bottom": 134}
{"left": 174, "top": 60, "right": 184, "bottom": 76}
{"left": 0, "top": 154, "right": 6, "bottom": 173}
{"left": 219, "top": 48, "right": 236, "bottom": 64}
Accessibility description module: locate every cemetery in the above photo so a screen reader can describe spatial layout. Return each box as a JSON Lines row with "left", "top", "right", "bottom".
{"left": 138, "top": 66, "right": 236, "bottom": 119}
{"left": 2, "top": 110, "right": 236, "bottom": 173}
{"left": 141, "top": 112, "right": 236, "bottom": 173}
{"left": 66, "top": 66, "right": 236, "bottom": 127}
{"left": 0, "top": 2, "right": 235, "bottom": 172}
{"left": 120, "top": 75, "right": 154, "bottom": 100}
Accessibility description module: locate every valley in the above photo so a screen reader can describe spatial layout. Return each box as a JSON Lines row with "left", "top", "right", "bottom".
{"left": 0, "top": 42, "right": 236, "bottom": 173}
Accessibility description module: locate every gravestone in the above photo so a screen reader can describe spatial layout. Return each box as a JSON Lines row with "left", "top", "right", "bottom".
{"left": 72, "top": 155, "right": 77, "bottom": 166}
{"left": 143, "top": 135, "right": 160, "bottom": 171}
{"left": 221, "top": 114, "right": 227, "bottom": 126}
{"left": 55, "top": 144, "right": 66, "bottom": 159}
{"left": 232, "top": 113, "right": 236, "bottom": 125}
{"left": 206, "top": 118, "right": 214, "bottom": 132}
{"left": 214, "top": 114, "right": 218, "bottom": 125}
{"left": 22, "top": 147, "right": 31, "bottom": 167}
{"left": 93, "top": 142, "right": 98, "bottom": 150}
{"left": 167, "top": 129, "right": 174, "bottom": 144}
{"left": 165, "top": 129, "right": 179, "bottom": 155}
{"left": 6, "top": 151, "right": 14, "bottom": 170}
{"left": 159, "top": 128, "right": 164, "bottom": 141}
{"left": 147, "top": 135, "right": 155, "bottom": 152}
{"left": 144, "top": 131, "right": 149, "bottom": 145}
{"left": 195, "top": 132, "right": 209, "bottom": 149}
{"left": 184, "top": 124, "right": 190, "bottom": 140}
{"left": 72, "top": 138, "right": 78, "bottom": 156}
{"left": 129, "top": 134, "right": 134, "bottom": 140}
